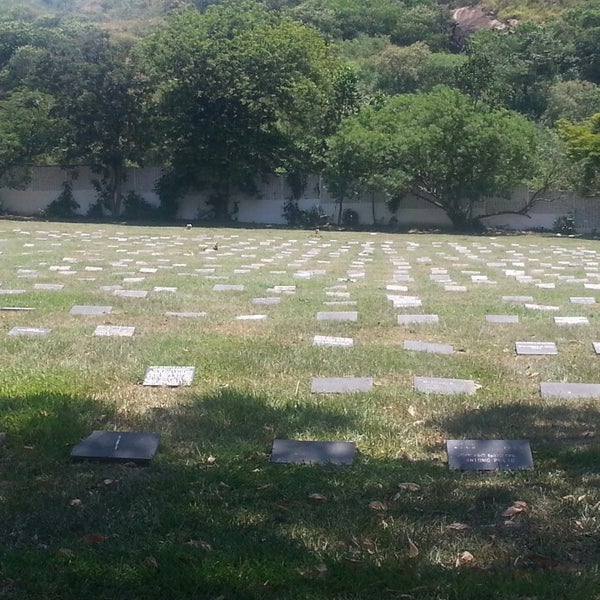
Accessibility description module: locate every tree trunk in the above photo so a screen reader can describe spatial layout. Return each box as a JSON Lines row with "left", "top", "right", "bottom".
{"left": 337, "top": 196, "right": 344, "bottom": 226}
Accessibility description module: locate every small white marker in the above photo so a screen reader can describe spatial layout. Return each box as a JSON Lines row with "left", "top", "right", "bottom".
{"left": 114, "top": 435, "right": 122, "bottom": 451}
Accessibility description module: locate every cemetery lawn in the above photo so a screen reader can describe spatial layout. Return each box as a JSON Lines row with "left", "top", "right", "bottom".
{"left": 1, "top": 221, "right": 600, "bottom": 600}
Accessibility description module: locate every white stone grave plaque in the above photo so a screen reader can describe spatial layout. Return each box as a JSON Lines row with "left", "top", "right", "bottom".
{"left": 33, "top": 283, "right": 64, "bottom": 291}
{"left": 252, "top": 297, "right": 280, "bottom": 305}
{"left": 143, "top": 366, "right": 195, "bottom": 387}
{"left": 414, "top": 376, "right": 476, "bottom": 395}
{"left": 317, "top": 311, "right": 358, "bottom": 322}
{"left": 70, "top": 305, "right": 112, "bottom": 315}
{"left": 515, "top": 341, "right": 557, "bottom": 355}
{"left": 114, "top": 290, "right": 148, "bottom": 298}
{"left": 503, "top": 296, "right": 534, "bottom": 303}
{"left": 554, "top": 316, "right": 589, "bottom": 326}
{"left": 403, "top": 340, "right": 454, "bottom": 354}
{"left": 164, "top": 311, "right": 207, "bottom": 318}
{"left": 397, "top": 315, "right": 439, "bottom": 325}
{"left": 525, "top": 304, "right": 560, "bottom": 311}
{"left": 593, "top": 342, "right": 600, "bottom": 355}
{"left": 1, "top": 306, "right": 35, "bottom": 312}
{"left": 485, "top": 315, "right": 519, "bottom": 324}
{"left": 570, "top": 297, "right": 595, "bottom": 304}
{"left": 8, "top": 326, "right": 51, "bottom": 336}
{"left": 94, "top": 325, "right": 135, "bottom": 337}
{"left": 235, "top": 314, "right": 267, "bottom": 321}
{"left": 540, "top": 382, "right": 600, "bottom": 399}
{"left": 213, "top": 284, "right": 244, "bottom": 291}
{"left": 313, "top": 335, "right": 353, "bottom": 348}
{"left": 311, "top": 377, "right": 373, "bottom": 393}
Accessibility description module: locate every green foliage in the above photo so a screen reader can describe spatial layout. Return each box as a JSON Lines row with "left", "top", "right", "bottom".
{"left": 121, "top": 190, "right": 161, "bottom": 221}
{"left": 342, "top": 207, "right": 359, "bottom": 226}
{"left": 553, "top": 214, "right": 576, "bottom": 234}
{"left": 326, "top": 87, "right": 545, "bottom": 229}
{"left": 141, "top": 1, "right": 355, "bottom": 218}
{"left": 282, "top": 199, "right": 328, "bottom": 227}
{"left": 542, "top": 80, "right": 600, "bottom": 126}
{"left": 558, "top": 113, "right": 600, "bottom": 195}
{"left": 42, "top": 178, "right": 80, "bottom": 218}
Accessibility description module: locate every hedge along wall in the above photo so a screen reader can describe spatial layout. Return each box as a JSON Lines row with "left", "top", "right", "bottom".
{"left": 0, "top": 166, "right": 597, "bottom": 231}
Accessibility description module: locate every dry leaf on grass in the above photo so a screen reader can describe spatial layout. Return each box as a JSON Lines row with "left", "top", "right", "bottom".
{"left": 502, "top": 500, "right": 528, "bottom": 517}
{"left": 446, "top": 522, "right": 470, "bottom": 531}
{"left": 57, "top": 548, "right": 74, "bottom": 557}
{"left": 368, "top": 500, "right": 387, "bottom": 511}
{"left": 398, "top": 482, "right": 421, "bottom": 492}
{"left": 308, "top": 493, "right": 327, "bottom": 501}
{"left": 185, "top": 539, "right": 212, "bottom": 551}
{"left": 69, "top": 498, "right": 83, "bottom": 507}
{"left": 455, "top": 551, "right": 475, "bottom": 567}
{"left": 143, "top": 556, "right": 158, "bottom": 569}
{"left": 407, "top": 537, "right": 419, "bottom": 558}
{"left": 206, "top": 455, "right": 217, "bottom": 465}
{"left": 81, "top": 534, "right": 106, "bottom": 545}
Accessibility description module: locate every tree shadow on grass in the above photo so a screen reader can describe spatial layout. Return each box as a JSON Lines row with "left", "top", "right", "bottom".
{"left": 0, "top": 391, "right": 598, "bottom": 599}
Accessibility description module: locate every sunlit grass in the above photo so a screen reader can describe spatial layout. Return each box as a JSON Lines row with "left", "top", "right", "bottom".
{"left": 1, "top": 221, "right": 600, "bottom": 599}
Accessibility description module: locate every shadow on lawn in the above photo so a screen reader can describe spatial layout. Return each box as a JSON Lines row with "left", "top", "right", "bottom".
{"left": 0, "top": 391, "right": 598, "bottom": 599}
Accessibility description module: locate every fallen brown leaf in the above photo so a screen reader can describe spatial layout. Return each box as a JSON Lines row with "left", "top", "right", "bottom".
{"left": 308, "top": 493, "right": 327, "bottom": 501}
{"left": 407, "top": 537, "right": 419, "bottom": 558}
{"left": 398, "top": 482, "right": 421, "bottom": 492}
{"left": 81, "top": 534, "right": 106, "bottom": 545}
{"left": 206, "top": 455, "right": 217, "bottom": 465}
{"left": 446, "top": 522, "right": 470, "bottom": 531}
{"left": 185, "top": 539, "right": 212, "bottom": 551}
{"left": 57, "top": 548, "right": 74, "bottom": 557}
{"left": 69, "top": 498, "right": 83, "bottom": 507}
{"left": 502, "top": 500, "right": 528, "bottom": 517}
{"left": 143, "top": 556, "right": 158, "bottom": 569}
{"left": 455, "top": 551, "right": 475, "bottom": 567}
{"left": 368, "top": 500, "right": 387, "bottom": 511}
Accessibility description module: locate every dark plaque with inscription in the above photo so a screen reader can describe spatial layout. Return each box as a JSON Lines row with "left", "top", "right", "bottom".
{"left": 446, "top": 440, "right": 533, "bottom": 470}
{"left": 71, "top": 431, "right": 160, "bottom": 465}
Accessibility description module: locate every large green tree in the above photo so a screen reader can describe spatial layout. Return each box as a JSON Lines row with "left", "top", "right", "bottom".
{"left": 4, "top": 23, "right": 153, "bottom": 216}
{"left": 141, "top": 1, "right": 356, "bottom": 218}
{"left": 558, "top": 113, "right": 600, "bottom": 195}
{"left": 325, "top": 87, "right": 555, "bottom": 230}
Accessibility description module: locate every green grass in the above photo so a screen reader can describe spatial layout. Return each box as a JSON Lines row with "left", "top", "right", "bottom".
{"left": 1, "top": 222, "right": 600, "bottom": 599}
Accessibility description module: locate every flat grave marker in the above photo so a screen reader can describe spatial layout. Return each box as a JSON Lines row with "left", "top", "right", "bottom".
{"left": 71, "top": 431, "right": 159, "bottom": 465}
{"left": 213, "top": 284, "right": 244, "bottom": 292}
{"left": 414, "top": 376, "right": 476, "bottom": 395}
{"left": 554, "top": 316, "right": 589, "bottom": 326}
{"left": 515, "top": 341, "right": 557, "bottom": 355}
{"left": 143, "top": 366, "right": 195, "bottom": 387}
{"left": 503, "top": 296, "right": 534, "bottom": 303}
{"left": 235, "top": 314, "right": 267, "bottom": 321}
{"left": 114, "top": 289, "right": 148, "bottom": 298}
{"left": 33, "top": 283, "right": 64, "bottom": 291}
{"left": 570, "top": 297, "right": 595, "bottom": 304}
{"left": 252, "top": 297, "right": 280, "bottom": 305}
{"left": 593, "top": 342, "right": 600, "bottom": 355}
{"left": 270, "top": 439, "right": 355, "bottom": 465}
{"left": 317, "top": 311, "right": 358, "bottom": 322}
{"left": 403, "top": 340, "right": 454, "bottom": 354}
{"left": 94, "top": 325, "right": 135, "bottom": 337}
{"left": 447, "top": 440, "right": 533, "bottom": 470}
{"left": 525, "top": 303, "right": 560, "bottom": 311}
{"left": 540, "top": 382, "right": 600, "bottom": 399}
{"left": 311, "top": 377, "right": 373, "bottom": 393}
{"left": 313, "top": 335, "right": 353, "bottom": 348}
{"left": 397, "top": 314, "right": 439, "bottom": 325}
{"left": 486, "top": 314, "right": 519, "bottom": 323}
{"left": 1, "top": 306, "right": 35, "bottom": 312}
{"left": 164, "top": 311, "right": 207, "bottom": 318}
{"left": 8, "top": 326, "right": 51, "bottom": 336}
{"left": 70, "top": 305, "right": 112, "bottom": 316}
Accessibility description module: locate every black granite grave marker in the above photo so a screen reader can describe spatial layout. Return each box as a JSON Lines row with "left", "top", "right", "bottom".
{"left": 71, "top": 431, "right": 160, "bottom": 464}
{"left": 447, "top": 440, "right": 533, "bottom": 470}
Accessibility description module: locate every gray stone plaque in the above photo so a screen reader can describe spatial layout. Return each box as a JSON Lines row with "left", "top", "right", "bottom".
{"left": 94, "top": 325, "right": 135, "bottom": 337}
{"left": 213, "top": 284, "right": 244, "bottom": 291}
{"left": 313, "top": 335, "right": 353, "bottom": 347}
{"left": 114, "top": 289, "right": 148, "bottom": 298}
{"left": 414, "top": 376, "right": 476, "bottom": 395}
{"left": 271, "top": 440, "right": 355, "bottom": 465}
{"left": 70, "top": 305, "right": 112, "bottom": 315}
{"left": 555, "top": 316, "right": 589, "bottom": 326}
{"left": 540, "top": 382, "right": 600, "bottom": 399}
{"left": 397, "top": 315, "right": 439, "bottom": 325}
{"left": 235, "top": 314, "right": 267, "bottom": 321}
{"left": 593, "top": 342, "right": 600, "bottom": 355}
{"left": 515, "top": 341, "right": 557, "bottom": 355}
{"left": 1, "top": 306, "right": 35, "bottom": 312}
{"left": 447, "top": 440, "right": 533, "bottom": 470}
{"left": 317, "top": 311, "right": 358, "bottom": 322}
{"left": 403, "top": 340, "right": 454, "bottom": 354}
{"left": 0, "top": 289, "right": 25, "bottom": 295}
{"left": 311, "top": 377, "right": 373, "bottom": 393}
{"left": 164, "top": 311, "right": 207, "bottom": 318}
{"left": 8, "top": 326, "right": 51, "bottom": 336}
{"left": 486, "top": 314, "right": 519, "bottom": 323}
{"left": 503, "top": 296, "right": 534, "bottom": 303}
{"left": 71, "top": 431, "right": 159, "bottom": 464}
{"left": 143, "top": 366, "right": 195, "bottom": 387}
{"left": 34, "top": 283, "right": 64, "bottom": 291}
{"left": 252, "top": 297, "right": 281, "bottom": 305}
{"left": 525, "top": 303, "right": 560, "bottom": 311}
{"left": 570, "top": 297, "right": 596, "bottom": 304}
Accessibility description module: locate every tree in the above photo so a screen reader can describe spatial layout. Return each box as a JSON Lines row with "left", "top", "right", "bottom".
{"left": 141, "top": 2, "right": 356, "bottom": 219}
{"left": 558, "top": 113, "right": 600, "bottom": 195}
{"left": 325, "top": 87, "right": 555, "bottom": 230}
{"left": 0, "top": 89, "right": 58, "bottom": 190}
{"left": 5, "top": 24, "right": 153, "bottom": 216}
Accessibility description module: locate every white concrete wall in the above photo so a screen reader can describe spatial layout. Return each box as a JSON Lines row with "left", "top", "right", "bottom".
{"left": 1, "top": 166, "right": 598, "bottom": 232}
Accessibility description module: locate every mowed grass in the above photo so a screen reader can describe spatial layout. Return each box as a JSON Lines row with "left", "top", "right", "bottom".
{"left": 1, "top": 221, "right": 599, "bottom": 600}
